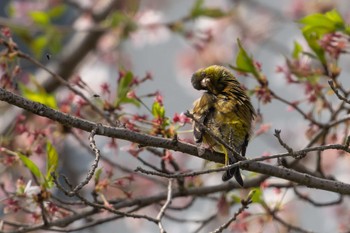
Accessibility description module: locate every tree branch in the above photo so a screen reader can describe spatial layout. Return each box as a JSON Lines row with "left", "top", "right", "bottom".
{"left": 1, "top": 88, "right": 350, "bottom": 194}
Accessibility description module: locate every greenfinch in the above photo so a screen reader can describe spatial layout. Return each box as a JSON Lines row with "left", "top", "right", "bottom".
{"left": 191, "top": 65, "right": 255, "bottom": 186}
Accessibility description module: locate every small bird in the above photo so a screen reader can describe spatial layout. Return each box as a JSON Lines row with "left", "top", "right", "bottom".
{"left": 191, "top": 65, "right": 255, "bottom": 185}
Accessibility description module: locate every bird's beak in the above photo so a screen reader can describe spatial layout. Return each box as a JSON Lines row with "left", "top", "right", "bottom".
{"left": 201, "top": 78, "right": 210, "bottom": 88}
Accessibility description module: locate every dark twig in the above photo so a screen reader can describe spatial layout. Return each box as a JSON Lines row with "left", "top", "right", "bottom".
{"left": 1, "top": 88, "right": 350, "bottom": 194}
{"left": 137, "top": 156, "right": 164, "bottom": 173}
{"left": 328, "top": 80, "right": 350, "bottom": 104}
{"left": 315, "top": 134, "right": 326, "bottom": 177}
{"left": 192, "top": 214, "right": 217, "bottom": 233}
{"left": 71, "top": 131, "right": 166, "bottom": 186}
{"left": 73, "top": 124, "right": 102, "bottom": 194}
{"left": 136, "top": 140, "right": 350, "bottom": 179}
{"left": 264, "top": 205, "right": 313, "bottom": 233}
{"left": 52, "top": 124, "right": 102, "bottom": 196}
{"left": 274, "top": 129, "right": 293, "bottom": 154}
{"left": 270, "top": 91, "right": 324, "bottom": 127}
{"left": 73, "top": 191, "right": 158, "bottom": 224}
{"left": 38, "top": 200, "right": 49, "bottom": 226}
{"left": 146, "top": 147, "right": 185, "bottom": 189}
{"left": 156, "top": 179, "right": 173, "bottom": 233}
{"left": 16, "top": 51, "right": 115, "bottom": 126}
{"left": 293, "top": 186, "right": 343, "bottom": 207}
{"left": 210, "top": 190, "right": 255, "bottom": 233}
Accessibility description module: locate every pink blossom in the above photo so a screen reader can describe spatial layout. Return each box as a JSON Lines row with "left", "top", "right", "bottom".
{"left": 255, "top": 123, "right": 271, "bottom": 137}
{"left": 131, "top": 10, "right": 170, "bottom": 47}
{"left": 173, "top": 112, "right": 191, "bottom": 125}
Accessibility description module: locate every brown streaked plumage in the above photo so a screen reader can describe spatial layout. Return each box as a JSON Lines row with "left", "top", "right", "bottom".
{"left": 191, "top": 65, "right": 255, "bottom": 185}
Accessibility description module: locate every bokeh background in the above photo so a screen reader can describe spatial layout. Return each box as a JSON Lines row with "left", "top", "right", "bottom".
{"left": 1, "top": 0, "right": 350, "bottom": 232}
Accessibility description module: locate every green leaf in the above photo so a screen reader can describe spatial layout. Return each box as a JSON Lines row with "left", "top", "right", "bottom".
{"left": 197, "top": 8, "right": 226, "bottom": 18}
{"left": 191, "top": 0, "right": 204, "bottom": 15}
{"left": 152, "top": 101, "right": 165, "bottom": 119}
{"left": 94, "top": 168, "right": 103, "bottom": 183}
{"left": 47, "top": 5, "right": 66, "bottom": 18}
{"left": 117, "top": 72, "right": 133, "bottom": 99}
{"left": 119, "top": 96, "right": 141, "bottom": 107}
{"left": 18, "top": 153, "right": 44, "bottom": 182}
{"left": 302, "top": 30, "right": 326, "bottom": 64}
{"left": 325, "top": 9, "right": 344, "bottom": 26}
{"left": 19, "top": 83, "right": 58, "bottom": 109}
{"left": 299, "top": 10, "right": 346, "bottom": 62}
{"left": 229, "top": 194, "right": 241, "bottom": 203}
{"left": 30, "top": 35, "right": 47, "bottom": 58}
{"left": 292, "top": 41, "right": 303, "bottom": 59}
{"left": 230, "top": 39, "right": 259, "bottom": 76}
{"left": 29, "top": 11, "right": 50, "bottom": 26}
{"left": 299, "top": 13, "right": 335, "bottom": 30}
{"left": 190, "top": 0, "right": 226, "bottom": 18}
{"left": 250, "top": 187, "right": 263, "bottom": 204}
{"left": 299, "top": 10, "right": 346, "bottom": 39}
{"left": 114, "top": 71, "right": 140, "bottom": 107}
{"left": 46, "top": 28, "right": 63, "bottom": 55}
{"left": 106, "top": 12, "right": 128, "bottom": 27}
{"left": 7, "top": 5, "right": 15, "bottom": 17}
{"left": 45, "top": 141, "right": 58, "bottom": 188}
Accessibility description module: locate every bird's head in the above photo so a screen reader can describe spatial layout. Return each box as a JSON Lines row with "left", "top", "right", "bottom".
{"left": 191, "top": 65, "right": 237, "bottom": 95}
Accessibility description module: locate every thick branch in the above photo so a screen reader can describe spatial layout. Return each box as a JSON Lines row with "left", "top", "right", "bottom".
{"left": 1, "top": 88, "right": 350, "bottom": 194}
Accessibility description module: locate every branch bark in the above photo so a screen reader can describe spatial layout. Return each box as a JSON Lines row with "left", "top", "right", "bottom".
{"left": 1, "top": 87, "right": 350, "bottom": 194}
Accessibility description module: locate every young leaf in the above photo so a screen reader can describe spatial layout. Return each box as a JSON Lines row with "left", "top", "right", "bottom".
{"left": 18, "top": 153, "right": 44, "bottom": 183}
{"left": 191, "top": 0, "right": 205, "bottom": 18}
{"left": 47, "top": 5, "right": 66, "bottom": 19}
{"left": 299, "top": 14, "right": 334, "bottom": 30}
{"left": 29, "top": 11, "right": 50, "bottom": 26}
{"left": 302, "top": 31, "right": 326, "bottom": 65}
{"left": 19, "top": 83, "right": 58, "bottom": 109}
{"left": 299, "top": 10, "right": 346, "bottom": 64}
{"left": 94, "top": 168, "right": 103, "bottom": 183}
{"left": 325, "top": 9, "right": 345, "bottom": 28}
{"left": 30, "top": 35, "right": 47, "bottom": 58}
{"left": 198, "top": 8, "right": 226, "bottom": 18}
{"left": 117, "top": 72, "right": 133, "bottom": 98}
{"left": 152, "top": 101, "right": 165, "bottom": 119}
{"left": 292, "top": 41, "right": 303, "bottom": 59}
{"left": 190, "top": 0, "right": 226, "bottom": 18}
{"left": 45, "top": 141, "right": 59, "bottom": 187}
{"left": 114, "top": 71, "right": 140, "bottom": 107}
{"left": 230, "top": 39, "right": 259, "bottom": 77}
{"left": 250, "top": 187, "right": 263, "bottom": 204}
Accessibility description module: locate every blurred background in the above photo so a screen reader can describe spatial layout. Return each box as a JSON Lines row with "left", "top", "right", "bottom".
{"left": 1, "top": 0, "right": 350, "bottom": 232}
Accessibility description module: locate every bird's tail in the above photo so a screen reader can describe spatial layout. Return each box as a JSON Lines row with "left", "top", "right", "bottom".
{"left": 221, "top": 153, "right": 243, "bottom": 186}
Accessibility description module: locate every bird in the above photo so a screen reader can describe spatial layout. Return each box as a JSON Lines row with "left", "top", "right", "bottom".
{"left": 191, "top": 65, "right": 255, "bottom": 186}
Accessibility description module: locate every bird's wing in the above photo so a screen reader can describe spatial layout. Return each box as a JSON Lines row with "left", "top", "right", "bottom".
{"left": 192, "top": 93, "right": 216, "bottom": 143}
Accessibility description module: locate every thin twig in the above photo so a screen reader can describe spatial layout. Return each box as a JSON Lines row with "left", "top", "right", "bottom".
{"left": 328, "top": 80, "right": 350, "bottom": 104}
{"left": 274, "top": 129, "right": 293, "bottom": 154}
{"left": 16, "top": 51, "right": 115, "bottom": 126}
{"left": 270, "top": 91, "right": 324, "bottom": 127}
{"left": 265, "top": 205, "right": 313, "bottom": 233}
{"left": 135, "top": 141, "right": 350, "bottom": 179}
{"left": 71, "top": 131, "right": 166, "bottom": 186}
{"left": 1, "top": 88, "right": 350, "bottom": 194}
{"left": 52, "top": 124, "right": 102, "bottom": 196}
{"left": 156, "top": 179, "right": 173, "bottom": 233}
{"left": 192, "top": 214, "right": 217, "bottom": 233}
{"left": 210, "top": 190, "right": 255, "bottom": 233}
{"left": 293, "top": 186, "right": 343, "bottom": 207}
